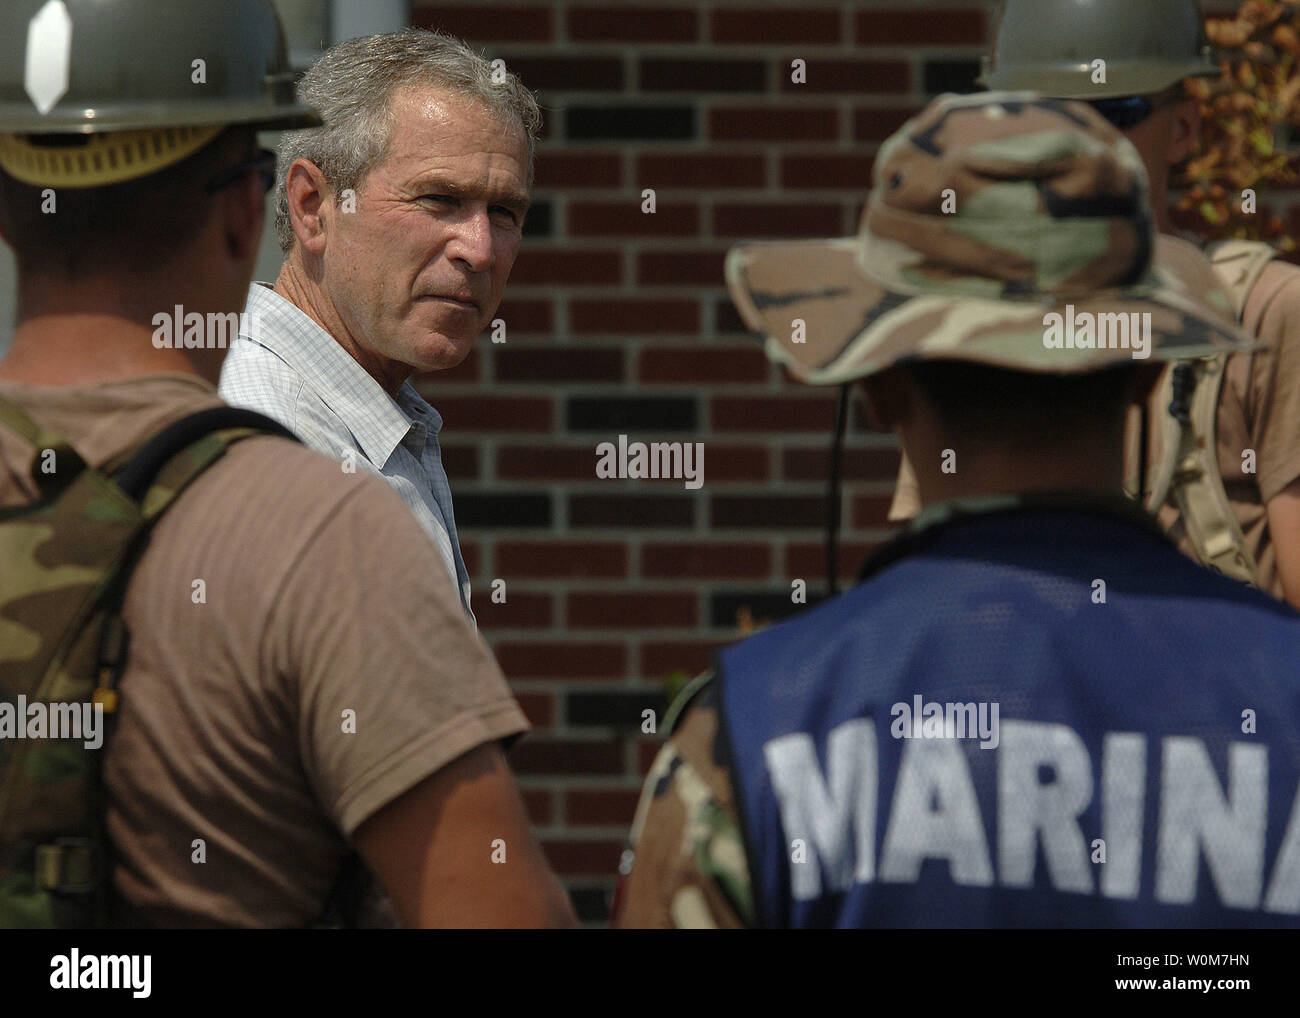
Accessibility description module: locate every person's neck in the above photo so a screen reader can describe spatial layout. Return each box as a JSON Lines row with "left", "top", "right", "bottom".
{"left": 0, "top": 302, "right": 215, "bottom": 386}
{"left": 275, "top": 257, "right": 410, "bottom": 398}
{"left": 906, "top": 436, "right": 1126, "bottom": 509}
{"left": 1152, "top": 185, "right": 1172, "bottom": 236}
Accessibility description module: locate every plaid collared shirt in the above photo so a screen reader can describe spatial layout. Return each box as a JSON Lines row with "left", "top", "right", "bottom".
{"left": 219, "top": 282, "right": 474, "bottom": 623}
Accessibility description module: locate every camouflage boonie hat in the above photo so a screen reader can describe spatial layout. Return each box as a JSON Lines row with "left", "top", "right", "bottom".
{"left": 725, "top": 91, "right": 1256, "bottom": 386}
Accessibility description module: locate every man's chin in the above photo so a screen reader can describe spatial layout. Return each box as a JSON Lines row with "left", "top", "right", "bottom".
{"left": 404, "top": 332, "right": 476, "bottom": 376}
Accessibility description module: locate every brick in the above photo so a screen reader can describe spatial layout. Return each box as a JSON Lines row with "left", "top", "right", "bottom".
{"left": 781, "top": 153, "right": 874, "bottom": 190}
{"left": 785, "top": 542, "right": 885, "bottom": 584}
{"left": 570, "top": 299, "right": 700, "bottom": 334}
{"left": 712, "top": 9, "right": 840, "bottom": 45}
{"left": 422, "top": 347, "right": 479, "bottom": 384}
{"left": 639, "top": 345, "right": 769, "bottom": 387}
{"left": 541, "top": 838, "right": 624, "bottom": 875}
{"left": 493, "top": 641, "right": 627, "bottom": 679}
{"left": 570, "top": 494, "right": 695, "bottom": 529}
{"left": 497, "top": 56, "right": 624, "bottom": 92}
{"left": 521, "top": 201, "right": 553, "bottom": 238}
{"left": 713, "top": 202, "right": 841, "bottom": 238}
{"left": 491, "top": 299, "right": 553, "bottom": 335}
{"left": 495, "top": 347, "right": 624, "bottom": 384}
{"left": 567, "top": 691, "right": 667, "bottom": 727}
{"left": 639, "top": 640, "right": 729, "bottom": 677}
{"left": 851, "top": 493, "right": 897, "bottom": 529}
{"left": 637, "top": 738, "right": 663, "bottom": 776}
{"left": 566, "top": 106, "right": 696, "bottom": 141}
{"left": 475, "top": 591, "right": 553, "bottom": 629}
{"left": 635, "top": 153, "right": 765, "bottom": 189}
{"left": 568, "top": 200, "right": 700, "bottom": 237}
{"left": 566, "top": 789, "right": 643, "bottom": 826}
{"left": 698, "top": 444, "right": 771, "bottom": 482}
{"left": 853, "top": 106, "right": 921, "bottom": 142}
{"left": 710, "top": 591, "right": 822, "bottom": 628}
{"left": 715, "top": 299, "right": 748, "bottom": 335}
{"left": 712, "top": 395, "right": 837, "bottom": 432}
{"left": 923, "top": 59, "right": 983, "bottom": 96}
{"left": 778, "top": 59, "right": 909, "bottom": 94}
{"left": 568, "top": 6, "right": 698, "bottom": 42}
{"left": 855, "top": 9, "right": 985, "bottom": 46}
{"left": 455, "top": 494, "right": 552, "bottom": 529}
{"left": 495, "top": 540, "right": 627, "bottom": 579}
{"left": 431, "top": 395, "right": 552, "bottom": 431}
{"left": 568, "top": 592, "right": 698, "bottom": 628}
{"left": 709, "top": 104, "right": 839, "bottom": 142}
{"left": 567, "top": 396, "right": 697, "bottom": 432}
{"left": 711, "top": 494, "right": 826, "bottom": 529}
{"left": 642, "top": 542, "right": 772, "bottom": 580}
{"left": 639, "top": 58, "right": 766, "bottom": 93}
{"left": 512, "top": 739, "right": 623, "bottom": 776}
{"left": 521, "top": 788, "right": 554, "bottom": 825}
{"left": 532, "top": 151, "right": 622, "bottom": 190}
{"left": 636, "top": 249, "right": 727, "bottom": 287}
{"left": 411, "top": 5, "right": 553, "bottom": 41}
{"left": 439, "top": 444, "right": 479, "bottom": 482}
{"left": 497, "top": 445, "right": 596, "bottom": 482}
{"left": 514, "top": 691, "right": 556, "bottom": 728}
{"left": 509, "top": 248, "right": 622, "bottom": 286}
{"left": 783, "top": 445, "right": 901, "bottom": 481}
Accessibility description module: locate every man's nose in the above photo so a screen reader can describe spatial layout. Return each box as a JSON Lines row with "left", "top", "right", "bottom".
{"left": 447, "top": 209, "right": 494, "bottom": 271}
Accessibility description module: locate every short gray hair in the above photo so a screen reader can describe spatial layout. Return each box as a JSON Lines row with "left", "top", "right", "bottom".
{"left": 274, "top": 28, "right": 542, "bottom": 252}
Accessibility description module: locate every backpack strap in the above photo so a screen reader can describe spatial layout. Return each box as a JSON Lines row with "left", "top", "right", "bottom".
{"left": 0, "top": 393, "right": 90, "bottom": 499}
{"left": 1141, "top": 241, "right": 1276, "bottom": 586}
{"left": 114, "top": 406, "right": 296, "bottom": 514}
{"left": 1205, "top": 239, "right": 1279, "bottom": 323}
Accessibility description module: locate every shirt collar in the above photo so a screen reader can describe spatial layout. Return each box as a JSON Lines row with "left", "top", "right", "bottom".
{"left": 242, "top": 282, "right": 432, "bottom": 467}
{"left": 856, "top": 491, "right": 1169, "bottom": 584}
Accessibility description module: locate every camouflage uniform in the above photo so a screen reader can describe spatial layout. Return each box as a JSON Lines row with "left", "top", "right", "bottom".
{"left": 888, "top": 0, "right": 1300, "bottom": 603}
{"left": 614, "top": 93, "right": 1259, "bottom": 928}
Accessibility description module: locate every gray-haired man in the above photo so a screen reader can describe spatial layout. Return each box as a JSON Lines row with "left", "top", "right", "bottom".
{"left": 220, "top": 29, "right": 539, "bottom": 617}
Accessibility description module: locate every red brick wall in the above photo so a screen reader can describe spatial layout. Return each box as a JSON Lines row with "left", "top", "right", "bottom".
{"left": 405, "top": 0, "right": 1251, "bottom": 924}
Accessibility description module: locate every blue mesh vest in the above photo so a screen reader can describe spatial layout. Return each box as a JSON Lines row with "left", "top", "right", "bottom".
{"left": 717, "top": 496, "right": 1300, "bottom": 928}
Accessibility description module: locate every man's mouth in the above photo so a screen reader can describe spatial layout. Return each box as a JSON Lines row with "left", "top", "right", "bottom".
{"left": 420, "top": 294, "right": 479, "bottom": 311}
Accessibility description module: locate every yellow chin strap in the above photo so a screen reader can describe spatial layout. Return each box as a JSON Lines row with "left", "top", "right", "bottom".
{"left": 0, "top": 125, "right": 224, "bottom": 188}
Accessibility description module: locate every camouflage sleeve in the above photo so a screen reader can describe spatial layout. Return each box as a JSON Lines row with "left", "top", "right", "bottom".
{"left": 612, "top": 673, "right": 756, "bottom": 929}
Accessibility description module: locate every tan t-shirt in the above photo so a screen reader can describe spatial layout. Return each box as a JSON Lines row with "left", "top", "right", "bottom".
{"left": 888, "top": 236, "right": 1300, "bottom": 601}
{"left": 0, "top": 373, "right": 528, "bottom": 927}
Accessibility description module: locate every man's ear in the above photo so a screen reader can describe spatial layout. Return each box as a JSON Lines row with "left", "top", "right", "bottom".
{"left": 1166, "top": 96, "right": 1201, "bottom": 166}
{"left": 284, "top": 157, "right": 332, "bottom": 254}
{"left": 219, "top": 170, "right": 265, "bottom": 263}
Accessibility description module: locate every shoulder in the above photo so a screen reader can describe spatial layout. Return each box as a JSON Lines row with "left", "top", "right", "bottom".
{"left": 174, "top": 434, "right": 421, "bottom": 577}
{"left": 219, "top": 336, "right": 306, "bottom": 409}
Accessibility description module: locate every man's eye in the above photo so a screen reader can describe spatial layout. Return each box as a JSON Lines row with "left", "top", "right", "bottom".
{"left": 420, "top": 194, "right": 454, "bottom": 205}
{"left": 491, "top": 206, "right": 519, "bottom": 224}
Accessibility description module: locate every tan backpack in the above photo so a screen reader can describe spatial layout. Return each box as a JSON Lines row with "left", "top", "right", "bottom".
{"left": 1145, "top": 240, "right": 1289, "bottom": 584}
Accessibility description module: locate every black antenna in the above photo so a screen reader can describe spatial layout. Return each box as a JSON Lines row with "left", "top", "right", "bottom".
{"left": 826, "top": 383, "right": 851, "bottom": 598}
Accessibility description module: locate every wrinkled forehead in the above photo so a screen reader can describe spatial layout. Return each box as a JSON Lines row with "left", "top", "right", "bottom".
{"left": 381, "top": 82, "right": 529, "bottom": 166}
